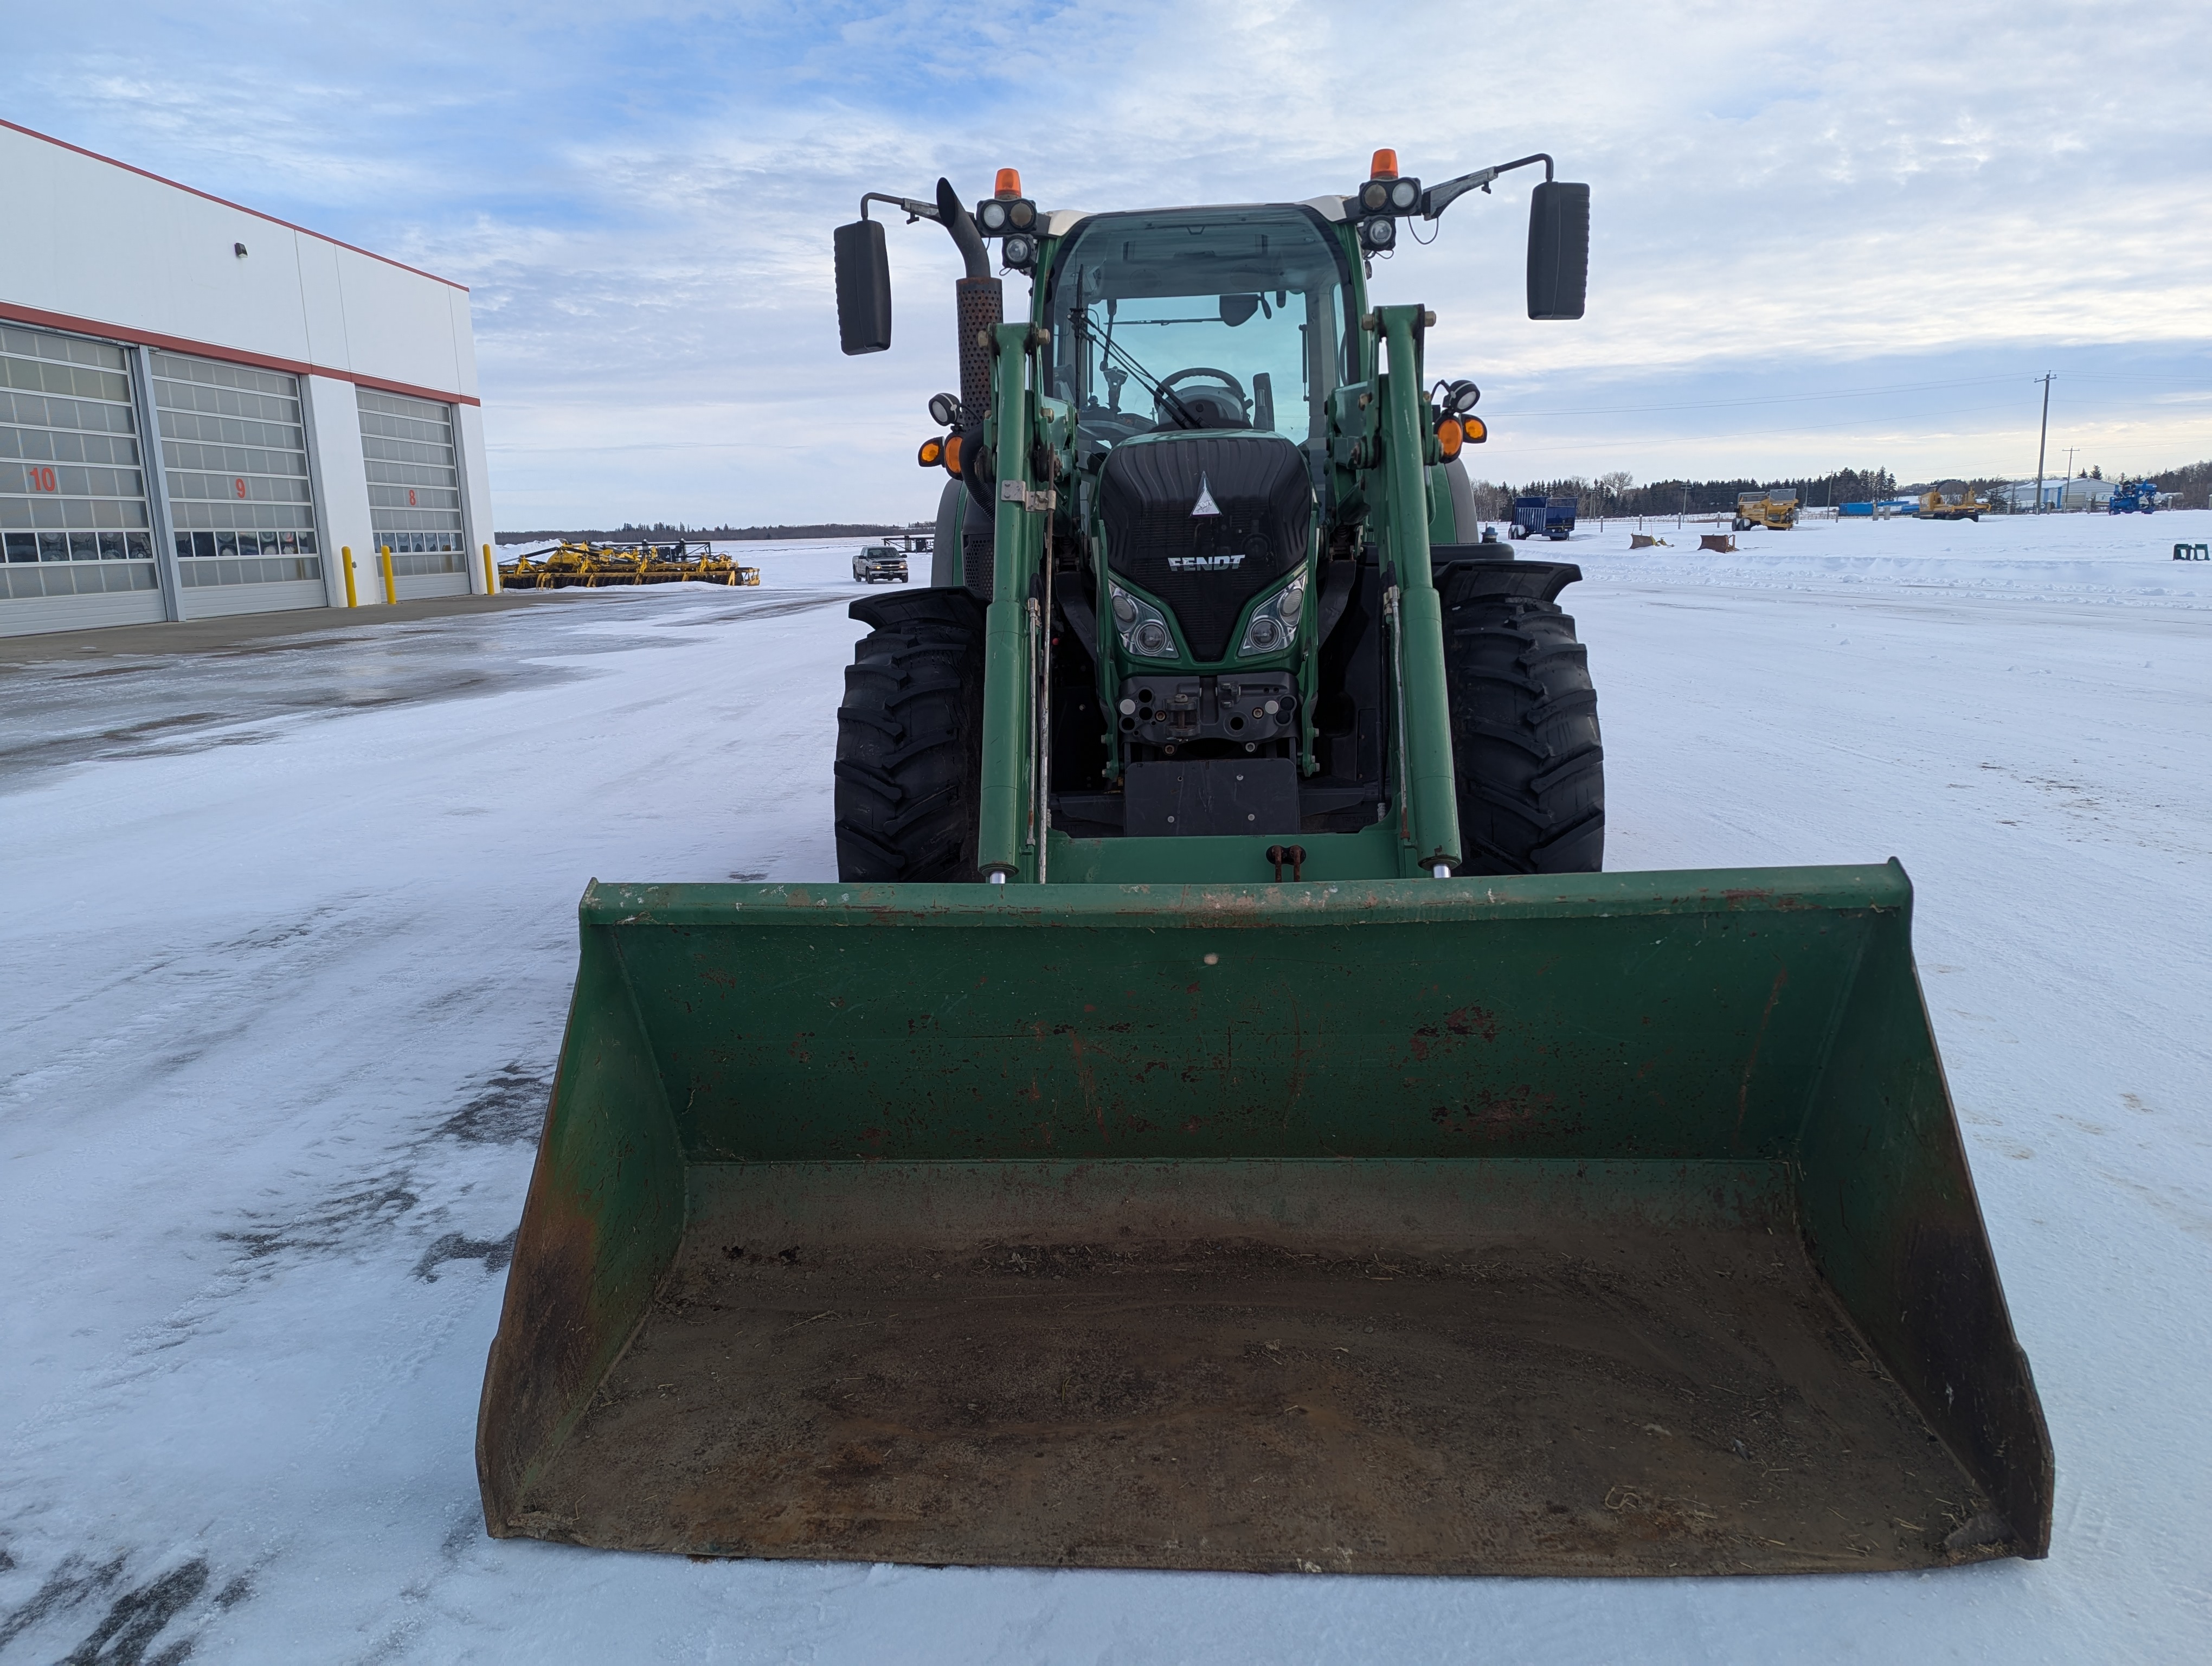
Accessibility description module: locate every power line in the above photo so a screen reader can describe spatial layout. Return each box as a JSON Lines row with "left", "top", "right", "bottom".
{"left": 2036, "top": 370, "right": 2212, "bottom": 386}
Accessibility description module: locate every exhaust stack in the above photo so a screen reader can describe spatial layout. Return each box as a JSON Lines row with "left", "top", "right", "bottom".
{"left": 936, "top": 177, "right": 1002, "bottom": 420}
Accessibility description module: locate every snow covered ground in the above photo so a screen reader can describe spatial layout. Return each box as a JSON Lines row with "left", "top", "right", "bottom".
{"left": 2, "top": 516, "right": 2207, "bottom": 1662}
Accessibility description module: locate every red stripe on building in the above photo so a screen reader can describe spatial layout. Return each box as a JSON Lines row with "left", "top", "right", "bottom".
{"left": 0, "top": 299, "right": 481, "bottom": 408}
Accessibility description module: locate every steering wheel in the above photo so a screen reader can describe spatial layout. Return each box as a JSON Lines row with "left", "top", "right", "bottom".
{"left": 1159, "top": 367, "right": 1248, "bottom": 429}
{"left": 1158, "top": 366, "right": 1248, "bottom": 405}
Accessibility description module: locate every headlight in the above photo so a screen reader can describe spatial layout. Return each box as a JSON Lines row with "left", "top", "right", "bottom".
{"left": 1389, "top": 177, "right": 1419, "bottom": 210}
{"left": 1002, "top": 233, "right": 1037, "bottom": 269}
{"left": 1360, "top": 181, "right": 1388, "bottom": 213}
{"left": 1111, "top": 582, "right": 1179, "bottom": 660}
{"left": 1362, "top": 217, "right": 1396, "bottom": 251}
{"left": 979, "top": 200, "right": 1008, "bottom": 232}
{"left": 1238, "top": 573, "right": 1307, "bottom": 657}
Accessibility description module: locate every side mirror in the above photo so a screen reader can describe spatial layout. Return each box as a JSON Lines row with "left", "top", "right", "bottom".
{"left": 1526, "top": 182, "right": 1589, "bottom": 321}
{"left": 834, "top": 220, "right": 893, "bottom": 354}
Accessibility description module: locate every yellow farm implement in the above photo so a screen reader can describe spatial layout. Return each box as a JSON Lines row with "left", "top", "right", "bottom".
{"left": 1917, "top": 486, "right": 1987, "bottom": 523}
{"left": 500, "top": 539, "right": 761, "bottom": 589}
{"left": 1732, "top": 491, "right": 1798, "bottom": 531}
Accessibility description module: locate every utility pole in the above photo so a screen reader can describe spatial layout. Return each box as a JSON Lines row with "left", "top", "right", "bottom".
{"left": 2033, "top": 373, "right": 2053, "bottom": 513}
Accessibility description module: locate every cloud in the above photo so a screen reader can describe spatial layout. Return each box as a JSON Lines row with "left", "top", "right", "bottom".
{"left": 7, "top": 0, "right": 2209, "bottom": 521}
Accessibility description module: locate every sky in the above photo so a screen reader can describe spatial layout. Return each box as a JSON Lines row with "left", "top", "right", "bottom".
{"left": 6, "top": 1, "right": 2210, "bottom": 528}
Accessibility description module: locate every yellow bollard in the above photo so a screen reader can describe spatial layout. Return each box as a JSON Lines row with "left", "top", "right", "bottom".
{"left": 341, "top": 546, "right": 357, "bottom": 607}
{"left": 380, "top": 546, "right": 396, "bottom": 605}
{"left": 483, "top": 542, "right": 498, "bottom": 594}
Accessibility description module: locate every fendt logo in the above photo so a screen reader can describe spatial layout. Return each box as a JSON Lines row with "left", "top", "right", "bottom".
{"left": 1169, "top": 554, "right": 1245, "bottom": 572}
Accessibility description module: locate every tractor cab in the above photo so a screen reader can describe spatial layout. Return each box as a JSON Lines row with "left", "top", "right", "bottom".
{"left": 1043, "top": 205, "right": 1354, "bottom": 455}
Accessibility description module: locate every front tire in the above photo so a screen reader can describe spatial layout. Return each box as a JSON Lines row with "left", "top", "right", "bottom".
{"left": 1438, "top": 581, "right": 1605, "bottom": 874}
{"left": 833, "top": 590, "right": 986, "bottom": 881}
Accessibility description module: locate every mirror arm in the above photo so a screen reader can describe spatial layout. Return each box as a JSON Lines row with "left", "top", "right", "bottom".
{"left": 1419, "top": 153, "right": 1554, "bottom": 221}
{"left": 858, "top": 185, "right": 993, "bottom": 281}
{"left": 860, "top": 191, "right": 943, "bottom": 225}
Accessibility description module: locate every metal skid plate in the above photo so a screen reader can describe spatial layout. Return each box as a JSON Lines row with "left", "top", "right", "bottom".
{"left": 1123, "top": 757, "right": 1301, "bottom": 836}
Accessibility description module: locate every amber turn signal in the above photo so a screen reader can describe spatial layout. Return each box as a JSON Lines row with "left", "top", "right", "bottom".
{"left": 1462, "top": 415, "right": 1487, "bottom": 444}
{"left": 942, "top": 434, "right": 964, "bottom": 477}
{"left": 1436, "top": 416, "right": 1464, "bottom": 460}
{"left": 917, "top": 437, "right": 945, "bottom": 468}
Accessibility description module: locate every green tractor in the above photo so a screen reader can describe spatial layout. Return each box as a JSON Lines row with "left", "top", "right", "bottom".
{"left": 476, "top": 152, "right": 2051, "bottom": 1578}
{"left": 831, "top": 154, "right": 1595, "bottom": 885}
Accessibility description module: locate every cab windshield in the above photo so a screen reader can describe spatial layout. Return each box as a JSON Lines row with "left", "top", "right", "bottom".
{"left": 1044, "top": 207, "right": 1354, "bottom": 446}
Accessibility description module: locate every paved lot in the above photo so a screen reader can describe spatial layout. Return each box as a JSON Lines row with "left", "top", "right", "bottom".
{"left": 2, "top": 518, "right": 2207, "bottom": 1663}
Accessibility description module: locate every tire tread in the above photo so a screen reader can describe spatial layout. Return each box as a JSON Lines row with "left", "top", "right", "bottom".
{"left": 833, "top": 591, "right": 986, "bottom": 881}
{"left": 1439, "top": 586, "right": 1605, "bottom": 875}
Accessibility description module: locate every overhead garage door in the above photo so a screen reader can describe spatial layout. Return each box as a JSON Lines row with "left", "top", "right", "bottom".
{"left": 0, "top": 326, "right": 164, "bottom": 637}
{"left": 359, "top": 389, "right": 470, "bottom": 599}
{"left": 152, "top": 351, "right": 326, "bottom": 619}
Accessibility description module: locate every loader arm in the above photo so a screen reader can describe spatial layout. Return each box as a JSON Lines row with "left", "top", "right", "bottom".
{"left": 976, "top": 321, "right": 1042, "bottom": 880}
{"left": 1373, "top": 304, "right": 1462, "bottom": 872}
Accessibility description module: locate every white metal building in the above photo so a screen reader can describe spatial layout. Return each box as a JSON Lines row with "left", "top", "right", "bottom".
{"left": 1999, "top": 476, "right": 2117, "bottom": 511}
{"left": 1, "top": 118, "right": 495, "bottom": 637}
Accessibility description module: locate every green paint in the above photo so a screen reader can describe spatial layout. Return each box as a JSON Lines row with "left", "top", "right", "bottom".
{"left": 486, "top": 859, "right": 2049, "bottom": 1556}
{"left": 1376, "top": 306, "right": 1459, "bottom": 871}
{"left": 978, "top": 323, "right": 1039, "bottom": 877}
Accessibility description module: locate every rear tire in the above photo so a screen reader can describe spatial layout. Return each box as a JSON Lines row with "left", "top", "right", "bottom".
{"left": 834, "top": 590, "right": 986, "bottom": 882}
{"left": 1439, "top": 585, "right": 1605, "bottom": 874}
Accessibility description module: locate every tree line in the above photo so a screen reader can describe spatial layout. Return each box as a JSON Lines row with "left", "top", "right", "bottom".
{"left": 2145, "top": 459, "right": 2212, "bottom": 509}
{"left": 1466, "top": 460, "right": 2212, "bottom": 517}
{"left": 1464, "top": 469, "right": 1900, "bottom": 520}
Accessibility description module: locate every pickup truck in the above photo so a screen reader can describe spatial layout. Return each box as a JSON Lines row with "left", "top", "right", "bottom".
{"left": 852, "top": 543, "right": 910, "bottom": 583}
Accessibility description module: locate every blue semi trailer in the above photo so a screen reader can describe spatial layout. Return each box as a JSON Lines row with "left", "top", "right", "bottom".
{"left": 1510, "top": 493, "right": 1577, "bottom": 540}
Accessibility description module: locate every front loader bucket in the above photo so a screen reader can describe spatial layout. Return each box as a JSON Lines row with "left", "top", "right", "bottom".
{"left": 478, "top": 863, "right": 2050, "bottom": 1575}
